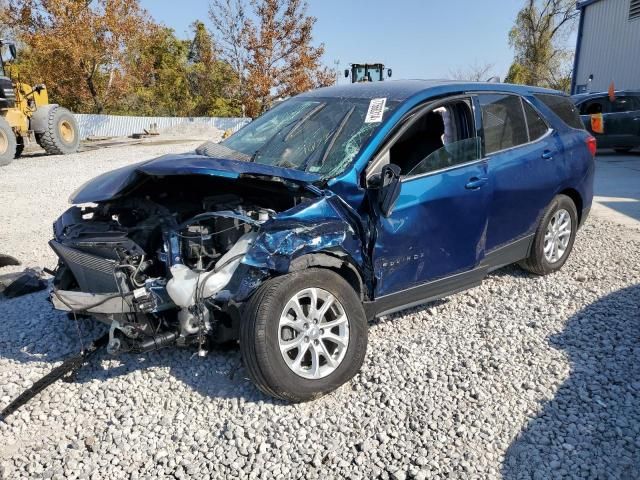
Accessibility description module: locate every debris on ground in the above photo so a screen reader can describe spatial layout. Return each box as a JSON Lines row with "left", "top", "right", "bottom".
{"left": 2, "top": 268, "right": 47, "bottom": 298}
{"left": 0, "top": 254, "right": 20, "bottom": 268}
{"left": 0, "top": 333, "right": 108, "bottom": 420}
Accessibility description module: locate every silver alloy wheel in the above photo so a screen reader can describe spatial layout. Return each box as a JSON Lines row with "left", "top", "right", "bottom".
{"left": 544, "top": 208, "right": 572, "bottom": 263}
{"left": 278, "top": 287, "right": 350, "bottom": 379}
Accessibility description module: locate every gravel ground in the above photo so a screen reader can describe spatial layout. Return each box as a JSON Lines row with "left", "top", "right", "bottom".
{"left": 0, "top": 145, "right": 639, "bottom": 479}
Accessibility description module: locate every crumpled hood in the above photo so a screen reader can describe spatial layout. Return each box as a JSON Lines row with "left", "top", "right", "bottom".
{"left": 69, "top": 153, "right": 322, "bottom": 204}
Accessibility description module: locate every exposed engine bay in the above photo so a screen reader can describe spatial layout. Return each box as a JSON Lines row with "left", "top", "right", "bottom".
{"left": 50, "top": 174, "right": 311, "bottom": 356}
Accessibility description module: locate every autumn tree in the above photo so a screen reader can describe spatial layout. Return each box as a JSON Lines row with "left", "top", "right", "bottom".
{"left": 449, "top": 62, "right": 497, "bottom": 82}
{"left": 210, "top": 0, "right": 333, "bottom": 117}
{"left": 505, "top": 0, "right": 578, "bottom": 91}
{"left": 4, "top": 0, "right": 163, "bottom": 113}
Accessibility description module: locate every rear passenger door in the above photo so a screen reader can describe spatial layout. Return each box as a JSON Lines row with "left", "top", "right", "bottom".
{"left": 607, "top": 96, "right": 640, "bottom": 146}
{"left": 476, "top": 93, "right": 558, "bottom": 255}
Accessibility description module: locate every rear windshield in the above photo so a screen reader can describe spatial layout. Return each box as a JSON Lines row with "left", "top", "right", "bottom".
{"left": 534, "top": 94, "right": 584, "bottom": 130}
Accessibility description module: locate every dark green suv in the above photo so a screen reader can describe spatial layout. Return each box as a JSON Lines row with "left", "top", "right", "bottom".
{"left": 572, "top": 90, "right": 640, "bottom": 153}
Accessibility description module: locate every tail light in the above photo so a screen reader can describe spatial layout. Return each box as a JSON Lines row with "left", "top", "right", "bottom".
{"left": 586, "top": 136, "right": 597, "bottom": 157}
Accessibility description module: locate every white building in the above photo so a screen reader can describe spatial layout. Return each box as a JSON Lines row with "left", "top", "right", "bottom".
{"left": 572, "top": 0, "right": 640, "bottom": 94}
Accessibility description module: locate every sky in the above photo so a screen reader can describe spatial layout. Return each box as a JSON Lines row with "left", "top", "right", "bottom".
{"left": 140, "top": 0, "right": 568, "bottom": 81}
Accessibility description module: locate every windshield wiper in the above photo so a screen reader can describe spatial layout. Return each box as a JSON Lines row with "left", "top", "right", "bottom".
{"left": 284, "top": 103, "right": 327, "bottom": 141}
{"left": 301, "top": 106, "right": 355, "bottom": 172}
{"left": 251, "top": 102, "right": 327, "bottom": 163}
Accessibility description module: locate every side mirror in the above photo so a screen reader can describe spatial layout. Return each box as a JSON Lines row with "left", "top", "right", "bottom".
{"left": 344, "top": 69, "right": 350, "bottom": 78}
{"left": 9, "top": 44, "right": 16, "bottom": 61}
{"left": 378, "top": 164, "right": 401, "bottom": 217}
{"left": 387, "top": 68, "right": 392, "bottom": 78}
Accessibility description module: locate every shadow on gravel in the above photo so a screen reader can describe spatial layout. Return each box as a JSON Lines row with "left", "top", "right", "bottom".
{"left": 0, "top": 291, "right": 275, "bottom": 405}
{"left": 503, "top": 284, "right": 640, "bottom": 479}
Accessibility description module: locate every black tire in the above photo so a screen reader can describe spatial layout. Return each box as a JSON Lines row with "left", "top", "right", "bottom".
{"left": 614, "top": 148, "right": 632, "bottom": 154}
{"left": 37, "top": 106, "right": 80, "bottom": 155}
{"left": 15, "top": 135, "right": 24, "bottom": 158}
{"left": 240, "top": 268, "right": 368, "bottom": 402}
{"left": 520, "top": 194, "right": 578, "bottom": 275}
{"left": 0, "top": 117, "right": 17, "bottom": 166}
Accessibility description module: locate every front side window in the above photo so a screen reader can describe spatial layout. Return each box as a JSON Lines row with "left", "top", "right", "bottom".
{"left": 479, "top": 94, "right": 528, "bottom": 154}
{"left": 385, "top": 98, "right": 480, "bottom": 177}
{"left": 580, "top": 97, "right": 609, "bottom": 115}
{"left": 221, "top": 96, "right": 398, "bottom": 180}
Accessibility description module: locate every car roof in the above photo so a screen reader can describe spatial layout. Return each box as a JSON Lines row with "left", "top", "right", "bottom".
{"left": 571, "top": 90, "right": 640, "bottom": 101}
{"left": 299, "top": 79, "right": 563, "bottom": 102}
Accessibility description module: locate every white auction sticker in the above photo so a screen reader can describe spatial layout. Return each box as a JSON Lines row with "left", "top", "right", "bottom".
{"left": 365, "top": 97, "right": 387, "bottom": 123}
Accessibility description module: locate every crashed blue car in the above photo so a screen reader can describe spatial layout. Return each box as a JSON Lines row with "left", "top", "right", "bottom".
{"left": 50, "top": 80, "right": 595, "bottom": 401}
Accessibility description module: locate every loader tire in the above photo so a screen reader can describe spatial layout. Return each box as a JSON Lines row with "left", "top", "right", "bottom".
{"left": 0, "top": 117, "right": 17, "bottom": 166}
{"left": 37, "top": 106, "right": 80, "bottom": 155}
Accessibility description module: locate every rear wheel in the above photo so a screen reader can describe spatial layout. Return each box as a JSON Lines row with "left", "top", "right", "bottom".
{"left": 37, "top": 106, "right": 80, "bottom": 155}
{"left": 520, "top": 194, "right": 578, "bottom": 275}
{"left": 240, "top": 268, "right": 368, "bottom": 402}
{"left": 0, "top": 117, "right": 17, "bottom": 166}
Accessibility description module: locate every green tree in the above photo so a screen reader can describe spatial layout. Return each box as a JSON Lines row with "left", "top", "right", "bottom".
{"left": 187, "top": 21, "right": 241, "bottom": 117}
{"left": 505, "top": 0, "right": 578, "bottom": 91}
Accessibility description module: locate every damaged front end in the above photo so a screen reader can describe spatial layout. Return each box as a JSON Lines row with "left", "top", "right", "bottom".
{"left": 49, "top": 155, "right": 367, "bottom": 357}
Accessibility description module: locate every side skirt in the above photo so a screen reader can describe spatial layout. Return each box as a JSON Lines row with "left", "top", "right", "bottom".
{"left": 363, "top": 234, "right": 533, "bottom": 319}
{"left": 482, "top": 234, "right": 534, "bottom": 272}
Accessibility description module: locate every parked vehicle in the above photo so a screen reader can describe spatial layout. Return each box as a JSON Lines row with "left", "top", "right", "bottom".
{"left": 571, "top": 90, "right": 640, "bottom": 153}
{"left": 345, "top": 63, "right": 392, "bottom": 83}
{"left": 49, "top": 80, "right": 595, "bottom": 401}
{"left": 0, "top": 40, "right": 80, "bottom": 166}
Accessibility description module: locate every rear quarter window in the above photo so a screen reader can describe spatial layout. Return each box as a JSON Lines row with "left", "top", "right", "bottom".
{"left": 535, "top": 94, "right": 584, "bottom": 130}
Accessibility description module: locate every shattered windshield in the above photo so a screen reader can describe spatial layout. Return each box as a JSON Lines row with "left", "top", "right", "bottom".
{"left": 221, "top": 96, "right": 398, "bottom": 180}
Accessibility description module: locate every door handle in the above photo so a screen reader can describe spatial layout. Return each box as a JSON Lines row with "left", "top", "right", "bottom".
{"left": 541, "top": 150, "right": 554, "bottom": 160}
{"left": 465, "top": 176, "right": 488, "bottom": 190}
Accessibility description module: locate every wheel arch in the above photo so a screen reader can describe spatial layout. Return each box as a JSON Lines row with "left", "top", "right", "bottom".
{"left": 558, "top": 187, "right": 583, "bottom": 225}
{"left": 288, "top": 252, "right": 367, "bottom": 301}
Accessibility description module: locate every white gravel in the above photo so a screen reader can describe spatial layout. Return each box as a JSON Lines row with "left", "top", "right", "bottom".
{"left": 1, "top": 145, "right": 639, "bottom": 479}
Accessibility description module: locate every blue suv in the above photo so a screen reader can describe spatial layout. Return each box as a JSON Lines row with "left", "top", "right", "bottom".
{"left": 49, "top": 80, "right": 595, "bottom": 401}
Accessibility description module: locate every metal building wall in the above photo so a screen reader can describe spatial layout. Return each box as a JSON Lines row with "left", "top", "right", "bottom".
{"left": 574, "top": 0, "right": 640, "bottom": 92}
{"left": 74, "top": 114, "right": 250, "bottom": 140}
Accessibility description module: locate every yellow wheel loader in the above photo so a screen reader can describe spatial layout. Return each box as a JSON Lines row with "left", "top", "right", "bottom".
{"left": 0, "top": 40, "right": 80, "bottom": 166}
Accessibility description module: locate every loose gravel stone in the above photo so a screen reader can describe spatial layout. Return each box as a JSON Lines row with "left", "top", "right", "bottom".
{"left": 0, "top": 144, "right": 639, "bottom": 479}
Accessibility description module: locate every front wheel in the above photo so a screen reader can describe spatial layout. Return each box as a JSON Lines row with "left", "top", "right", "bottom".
{"left": 240, "top": 268, "right": 368, "bottom": 402}
{"left": 520, "top": 194, "right": 578, "bottom": 275}
{"left": 0, "top": 117, "right": 16, "bottom": 166}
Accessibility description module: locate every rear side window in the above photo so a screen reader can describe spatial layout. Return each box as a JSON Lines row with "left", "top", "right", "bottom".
{"left": 479, "top": 94, "right": 528, "bottom": 154}
{"left": 610, "top": 96, "right": 640, "bottom": 113}
{"left": 535, "top": 94, "right": 584, "bottom": 129}
{"left": 523, "top": 101, "right": 549, "bottom": 141}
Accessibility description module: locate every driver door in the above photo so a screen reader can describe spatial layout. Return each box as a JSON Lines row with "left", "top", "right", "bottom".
{"left": 368, "top": 97, "right": 491, "bottom": 299}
